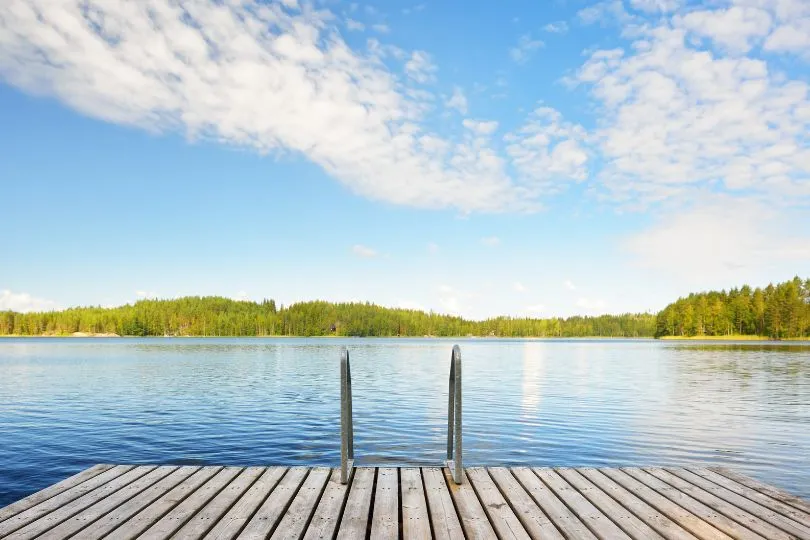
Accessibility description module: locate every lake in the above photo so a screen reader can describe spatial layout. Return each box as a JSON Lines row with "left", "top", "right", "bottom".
{"left": 1, "top": 337, "right": 808, "bottom": 507}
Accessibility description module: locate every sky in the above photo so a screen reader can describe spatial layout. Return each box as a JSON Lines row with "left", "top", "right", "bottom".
{"left": 0, "top": 0, "right": 808, "bottom": 319}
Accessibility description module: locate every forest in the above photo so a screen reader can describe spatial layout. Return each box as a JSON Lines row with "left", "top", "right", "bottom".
{"left": 655, "top": 277, "right": 810, "bottom": 339}
{"left": 1, "top": 277, "right": 806, "bottom": 338}
{"left": 0, "top": 296, "right": 654, "bottom": 338}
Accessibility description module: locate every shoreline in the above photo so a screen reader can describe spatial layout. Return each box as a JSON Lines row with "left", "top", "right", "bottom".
{"left": 1, "top": 334, "right": 808, "bottom": 341}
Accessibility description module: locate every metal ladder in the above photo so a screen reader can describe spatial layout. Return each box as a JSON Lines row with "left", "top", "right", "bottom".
{"left": 340, "top": 345, "right": 463, "bottom": 484}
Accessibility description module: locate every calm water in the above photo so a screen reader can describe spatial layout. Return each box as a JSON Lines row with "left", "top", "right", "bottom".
{"left": 1, "top": 337, "right": 809, "bottom": 506}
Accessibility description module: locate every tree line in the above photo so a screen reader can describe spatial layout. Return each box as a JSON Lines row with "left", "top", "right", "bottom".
{"left": 655, "top": 276, "right": 810, "bottom": 338}
{"left": 2, "top": 277, "right": 806, "bottom": 338}
{"left": 0, "top": 296, "right": 654, "bottom": 338}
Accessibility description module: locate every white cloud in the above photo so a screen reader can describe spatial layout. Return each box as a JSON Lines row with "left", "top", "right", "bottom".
{"left": 0, "top": 290, "right": 58, "bottom": 312}
{"left": 397, "top": 300, "right": 425, "bottom": 311}
{"left": 404, "top": 50, "right": 437, "bottom": 83}
{"left": 525, "top": 304, "right": 545, "bottom": 314}
{"left": 576, "top": 297, "right": 608, "bottom": 314}
{"left": 136, "top": 290, "right": 159, "bottom": 299}
{"left": 564, "top": 280, "right": 577, "bottom": 291}
{"left": 764, "top": 19, "right": 810, "bottom": 54}
{"left": 510, "top": 34, "right": 544, "bottom": 64}
{"left": 371, "top": 23, "right": 390, "bottom": 34}
{"left": 346, "top": 19, "right": 365, "bottom": 32}
{"left": 625, "top": 197, "right": 810, "bottom": 281}
{"left": 505, "top": 107, "right": 589, "bottom": 192}
{"left": 427, "top": 242, "right": 440, "bottom": 254}
{"left": 513, "top": 281, "right": 528, "bottom": 293}
{"left": 576, "top": 22, "right": 810, "bottom": 207}
{"left": 0, "top": 0, "right": 537, "bottom": 214}
{"left": 232, "top": 291, "right": 251, "bottom": 302}
{"left": 462, "top": 119, "right": 498, "bottom": 136}
{"left": 481, "top": 236, "right": 501, "bottom": 247}
{"left": 676, "top": 7, "right": 772, "bottom": 53}
{"left": 445, "top": 86, "right": 468, "bottom": 114}
{"left": 628, "top": 0, "right": 682, "bottom": 13}
{"left": 352, "top": 244, "right": 378, "bottom": 258}
{"left": 543, "top": 21, "right": 569, "bottom": 34}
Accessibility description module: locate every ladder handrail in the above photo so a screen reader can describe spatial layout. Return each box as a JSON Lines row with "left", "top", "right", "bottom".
{"left": 446, "top": 344, "right": 463, "bottom": 484}
{"left": 339, "top": 344, "right": 462, "bottom": 485}
{"left": 340, "top": 347, "right": 354, "bottom": 484}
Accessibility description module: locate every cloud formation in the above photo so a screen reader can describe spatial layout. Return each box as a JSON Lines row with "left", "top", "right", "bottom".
{"left": 352, "top": 244, "right": 378, "bottom": 258}
{"left": 0, "top": 290, "right": 57, "bottom": 312}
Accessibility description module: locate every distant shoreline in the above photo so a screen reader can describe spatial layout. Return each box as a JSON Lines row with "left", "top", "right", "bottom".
{"left": 2, "top": 334, "right": 808, "bottom": 341}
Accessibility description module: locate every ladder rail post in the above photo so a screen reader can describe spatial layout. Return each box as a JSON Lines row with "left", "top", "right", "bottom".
{"left": 340, "top": 347, "right": 354, "bottom": 484}
{"left": 446, "top": 344, "right": 463, "bottom": 484}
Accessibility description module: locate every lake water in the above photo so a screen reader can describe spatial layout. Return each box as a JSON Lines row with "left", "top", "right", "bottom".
{"left": 1, "top": 337, "right": 809, "bottom": 506}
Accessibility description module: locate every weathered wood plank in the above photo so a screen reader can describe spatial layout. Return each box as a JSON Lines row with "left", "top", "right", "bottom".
{"left": 238, "top": 467, "right": 309, "bottom": 539}
{"left": 443, "top": 467, "right": 496, "bottom": 539}
{"left": 558, "top": 468, "right": 664, "bottom": 540}
{"left": 466, "top": 467, "right": 531, "bottom": 540}
{"left": 600, "top": 468, "right": 731, "bottom": 540}
{"left": 421, "top": 467, "right": 464, "bottom": 540}
{"left": 663, "top": 468, "right": 810, "bottom": 539}
{"left": 6, "top": 466, "right": 155, "bottom": 540}
{"left": 170, "top": 467, "right": 265, "bottom": 540}
{"left": 0, "top": 465, "right": 133, "bottom": 537}
{"left": 0, "top": 465, "right": 115, "bottom": 525}
{"left": 578, "top": 468, "right": 698, "bottom": 540}
{"left": 202, "top": 467, "right": 287, "bottom": 540}
{"left": 302, "top": 468, "right": 352, "bottom": 540}
{"left": 270, "top": 467, "right": 331, "bottom": 540}
{"left": 38, "top": 466, "right": 177, "bottom": 540}
{"left": 708, "top": 467, "right": 810, "bottom": 516}
{"left": 622, "top": 468, "right": 762, "bottom": 540}
{"left": 102, "top": 466, "right": 222, "bottom": 539}
{"left": 139, "top": 467, "right": 243, "bottom": 540}
{"left": 536, "top": 467, "right": 631, "bottom": 539}
{"left": 488, "top": 467, "right": 564, "bottom": 540}
{"left": 370, "top": 467, "right": 399, "bottom": 540}
{"left": 690, "top": 468, "right": 810, "bottom": 527}
{"left": 336, "top": 468, "right": 375, "bottom": 540}
{"left": 400, "top": 468, "right": 430, "bottom": 540}
{"left": 513, "top": 466, "right": 598, "bottom": 540}
{"left": 72, "top": 466, "right": 200, "bottom": 540}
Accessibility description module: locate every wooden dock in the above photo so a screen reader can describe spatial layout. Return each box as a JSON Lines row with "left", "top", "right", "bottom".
{"left": 1, "top": 465, "right": 808, "bottom": 539}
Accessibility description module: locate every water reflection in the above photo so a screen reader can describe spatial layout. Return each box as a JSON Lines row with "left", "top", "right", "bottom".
{"left": 0, "top": 337, "right": 808, "bottom": 506}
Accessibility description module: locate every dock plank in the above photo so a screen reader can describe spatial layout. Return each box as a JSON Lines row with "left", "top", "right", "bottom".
{"left": 370, "top": 467, "right": 399, "bottom": 540}
{"left": 302, "top": 468, "right": 352, "bottom": 540}
{"left": 0, "top": 465, "right": 115, "bottom": 525}
{"left": 400, "top": 468, "right": 430, "bottom": 540}
{"left": 600, "top": 468, "right": 731, "bottom": 540}
{"left": 689, "top": 467, "right": 810, "bottom": 528}
{"left": 2, "top": 465, "right": 807, "bottom": 540}
{"left": 104, "top": 466, "right": 222, "bottom": 539}
{"left": 421, "top": 467, "right": 464, "bottom": 540}
{"left": 72, "top": 466, "right": 200, "bottom": 540}
{"left": 202, "top": 467, "right": 287, "bottom": 540}
{"left": 513, "top": 466, "right": 598, "bottom": 540}
{"left": 270, "top": 467, "right": 331, "bottom": 540}
{"left": 443, "top": 467, "right": 497, "bottom": 539}
{"left": 466, "top": 467, "right": 530, "bottom": 540}
{"left": 38, "top": 466, "right": 178, "bottom": 540}
{"left": 578, "top": 468, "right": 697, "bottom": 540}
{"left": 662, "top": 468, "right": 810, "bottom": 540}
{"left": 535, "top": 467, "right": 631, "bottom": 539}
{"left": 170, "top": 467, "right": 265, "bottom": 540}
{"left": 0, "top": 465, "right": 134, "bottom": 538}
{"left": 488, "top": 467, "right": 564, "bottom": 540}
{"left": 622, "top": 468, "right": 763, "bottom": 540}
{"left": 708, "top": 467, "right": 810, "bottom": 516}
{"left": 238, "top": 467, "right": 309, "bottom": 539}
{"left": 7, "top": 466, "right": 155, "bottom": 540}
{"left": 558, "top": 467, "right": 664, "bottom": 540}
{"left": 336, "top": 467, "right": 375, "bottom": 540}
{"left": 139, "top": 467, "right": 243, "bottom": 540}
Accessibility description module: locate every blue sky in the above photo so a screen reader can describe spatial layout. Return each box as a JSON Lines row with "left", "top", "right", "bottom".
{"left": 1, "top": 0, "right": 808, "bottom": 319}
